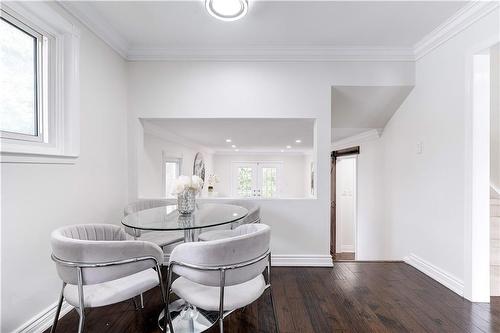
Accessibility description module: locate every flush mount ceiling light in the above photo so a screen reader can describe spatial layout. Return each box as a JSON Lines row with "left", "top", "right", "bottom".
{"left": 205, "top": 0, "right": 248, "bottom": 21}
{"left": 295, "top": 139, "right": 302, "bottom": 143}
{"left": 225, "top": 139, "right": 232, "bottom": 143}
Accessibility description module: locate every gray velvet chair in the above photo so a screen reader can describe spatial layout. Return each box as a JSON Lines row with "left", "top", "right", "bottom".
{"left": 50, "top": 224, "right": 168, "bottom": 333}
{"left": 124, "top": 199, "right": 184, "bottom": 256}
{"left": 165, "top": 224, "right": 277, "bottom": 333}
{"left": 198, "top": 200, "right": 260, "bottom": 241}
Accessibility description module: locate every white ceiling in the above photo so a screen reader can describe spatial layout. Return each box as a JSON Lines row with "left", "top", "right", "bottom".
{"left": 62, "top": 1, "right": 467, "bottom": 59}
{"left": 142, "top": 118, "right": 314, "bottom": 153}
{"left": 331, "top": 85, "right": 414, "bottom": 141}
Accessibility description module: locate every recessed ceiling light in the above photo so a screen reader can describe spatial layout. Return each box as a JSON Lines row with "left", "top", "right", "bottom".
{"left": 205, "top": 0, "right": 248, "bottom": 22}
{"left": 226, "top": 139, "right": 232, "bottom": 143}
{"left": 286, "top": 145, "right": 292, "bottom": 149}
{"left": 235, "top": 149, "right": 239, "bottom": 152}
{"left": 231, "top": 144, "right": 236, "bottom": 148}
{"left": 280, "top": 149, "right": 284, "bottom": 153}
{"left": 295, "top": 139, "right": 302, "bottom": 143}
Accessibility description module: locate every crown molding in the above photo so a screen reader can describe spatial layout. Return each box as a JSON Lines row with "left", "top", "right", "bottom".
{"left": 58, "top": 1, "right": 129, "bottom": 58}
{"left": 414, "top": 0, "right": 500, "bottom": 60}
{"left": 59, "top": 0, "right": 498, "bottom": 63}
{"left": 331, "top": 128, "right": 382, "bottom": 151}
{"left": 126, "top": 46, "right": 415, "bottom": 62}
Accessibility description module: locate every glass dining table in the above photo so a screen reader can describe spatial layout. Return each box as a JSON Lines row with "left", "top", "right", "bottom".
{"left": 121, "top": 202, "right": 249, "bottom": 332}
{"left": 121, "top": 202, "right": 249, "bottom": 243}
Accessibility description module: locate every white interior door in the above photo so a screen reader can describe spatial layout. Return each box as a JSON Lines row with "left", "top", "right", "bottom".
{"left": 232, "top": 162, "right": 282, "bottom": 198}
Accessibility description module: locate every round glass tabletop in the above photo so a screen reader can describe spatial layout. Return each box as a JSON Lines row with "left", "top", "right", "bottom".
{"left": 121, "top": 203, "right": 248, "bottom": 231}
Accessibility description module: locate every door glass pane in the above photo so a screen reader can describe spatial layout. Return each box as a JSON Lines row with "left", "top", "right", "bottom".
{"left": 261, "top": 167, "right": 277, "bottom": 198}
{"left": 237, "top": 167, "right": 253, "bottom": 197}
{"left": 165, "top": 162, "right": 179, "bottom": 197}
{"left": 0, "top": 17, "right": 37, "bottom": 136}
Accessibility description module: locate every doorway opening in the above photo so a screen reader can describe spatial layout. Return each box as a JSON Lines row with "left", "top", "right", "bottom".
{"left": 331, "top": 146, "right": 359, "bottom": 261}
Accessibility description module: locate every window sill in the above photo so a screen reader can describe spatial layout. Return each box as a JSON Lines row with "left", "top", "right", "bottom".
{"left": 0, "top": 153, "right": 78, "bottom": 164}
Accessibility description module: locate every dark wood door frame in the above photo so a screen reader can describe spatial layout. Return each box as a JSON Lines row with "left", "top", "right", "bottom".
{"left": 330, "top": 146, "right": 360, "bottom": 260}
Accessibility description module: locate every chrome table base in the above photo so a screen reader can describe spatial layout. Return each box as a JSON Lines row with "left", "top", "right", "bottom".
{"left": 158, "top": 299, "right": 218, "bottom": 333}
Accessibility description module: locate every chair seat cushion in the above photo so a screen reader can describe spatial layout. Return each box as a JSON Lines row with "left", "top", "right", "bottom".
{"left": 139, "top": 231, "right": 184, "bottom": 247}
{"left": 197, "top": 229, "right": 236, "bottom": 242}
{"left": 64, "top": 269, "right": 159, "bottom": 308}
{"left": 171, "top": 274, "right": 266, "bottom": 311}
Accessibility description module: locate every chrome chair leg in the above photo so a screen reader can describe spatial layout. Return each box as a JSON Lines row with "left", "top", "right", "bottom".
{"left": 218, "top": 269, "right": 226, "bottom": 333}
{"left": 77, "top": 267, "right": 85, "bottom": 333}
{"left": 269, "top": 286, "right": 279, "bottom": 333}
{"left": 165, "top": 266, "right": 175, "bottom": 333}
{"left": 140, "top": 293, "right": 144, "bottom": 309}
{"left": 50, "top": 282, "right": 66, "bottom": 333}
{"left": 157, "top": 264, "right": 169, "bottom": 332}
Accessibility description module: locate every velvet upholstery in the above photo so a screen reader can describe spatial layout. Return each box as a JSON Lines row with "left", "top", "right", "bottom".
{"left": 171, "top": 274, "right": 266, "bottom": 311}
{"left": 63, "top": 269, "right": 159, "bottom": 308}
{"left": 169, "top": 224, "right": 270, "bottom": 287}
{"left": 51, "top": 224, "right": 164, "bottom": 285}
{"left": 123, "top": 199, "right": 183, "bottom": 247}
{"left": 197, "top": 200, "right": 260, "bottom": 241}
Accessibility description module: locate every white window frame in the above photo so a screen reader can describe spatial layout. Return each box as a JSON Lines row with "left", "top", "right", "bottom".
{"left": 0, "top": 2, "right": 80, "bottom": 163}
{"left": 162, "top": 153, "right": 182, "bottom": 198}
{"left": 231, "top": 161, "right": 283, "bottom": 198}
{"left": 0, "top": 11, "right": 45, "bottom": 143}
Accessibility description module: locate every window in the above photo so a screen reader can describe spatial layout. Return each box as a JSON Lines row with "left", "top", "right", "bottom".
{"left": 0, "top": 11, "right": 44, "bottom": 141}
{"left": 0, "top": 3, "right": 80, "bottom": 162}
{"left": 163, "top": 157, "right": 181, "bottom": 197}
{"left": 232, "top": 162, "right": 282, "bottom": 198}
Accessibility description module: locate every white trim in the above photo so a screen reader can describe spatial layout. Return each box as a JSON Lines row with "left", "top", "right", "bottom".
{"left": 331, "top": 129, "right": 381, "bottom": 151}
{"left": 404, "top": 254, "right": 464, "bottom": 297}
{"left": 55, "top": 1, "right": 500, "bottom": 63}
{"left": 127, "top": 46, "right": 415, "bottom": 62}
{"left": 463, "top": 36, "right": 499, "bottom": 303}
{"left": 58, "top": 1, "right": 128, "bottom": 58}
{"left": 414, "top": 1, "right": 500, "bottom": 60}
{"left": 0, "top": 2, "right": 80, "bottom": 160}
{"left": 15, "top": 300, "right": 72, "bottom": 333}
{"left": 271, "top": 254, "right": 333, "bottom": 267}
{"left": 56, "top": 2, "right": 414, "bottom": 62}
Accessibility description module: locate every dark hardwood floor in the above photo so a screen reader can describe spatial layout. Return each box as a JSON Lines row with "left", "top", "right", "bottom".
{"left": 45, "top": 263, "right": 500, "bottom": 333}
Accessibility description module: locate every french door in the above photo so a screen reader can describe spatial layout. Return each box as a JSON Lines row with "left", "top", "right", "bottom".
{"left": 232, "top": 162, "right": 282, "bottom": 198}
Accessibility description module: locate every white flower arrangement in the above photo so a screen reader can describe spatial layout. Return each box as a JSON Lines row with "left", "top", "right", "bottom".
{"left": 172, "top": 175, "right": 204, "bottom": 195}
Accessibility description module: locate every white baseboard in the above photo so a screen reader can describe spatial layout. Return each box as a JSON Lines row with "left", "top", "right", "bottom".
{"left": 16, "top": 300, "right": 73, "bottom": 333}
{"left": 404, "top": 253, "right": 464, "bottom": 296}
{"left": 271, "top": 254, "right": 333, "bottom": 267}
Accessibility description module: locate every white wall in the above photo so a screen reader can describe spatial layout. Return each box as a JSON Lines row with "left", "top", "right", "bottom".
{"left": 381, "top": 7, "right": 499, "bottom": 300}
{"left": 128, "top": 61, "right": 414, "bottom": 258}
{"left": 141, "top": 133, "right": 214, "bottom": 198}
{"left": 491, "top": 43, "right": 500, "bottom": 193}
{"left": 356, "top": 138, "right": 390, "bottom": 260}
{"left": 335, "top": 157, "right": 356, "bottom": 253}
{"left": 213, "top": 153, "right": 308, "bottom": 198}
{"left": 0, "top": 4, "right": 128, "bottom": 332}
